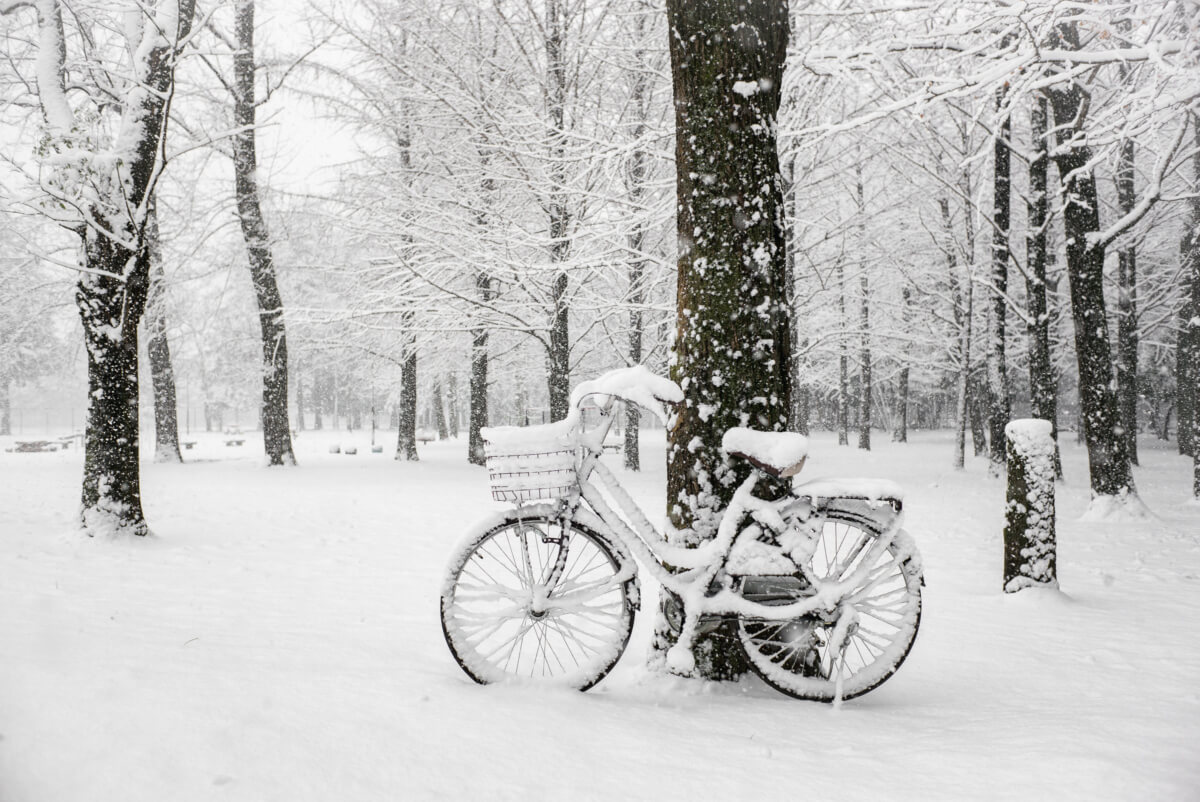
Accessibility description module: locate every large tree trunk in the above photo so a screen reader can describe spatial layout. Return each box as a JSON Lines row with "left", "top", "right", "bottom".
{"left": 1046, "top": 24, "right": 1135, "bottom": 501}
{"left": 145, "top": 199, "right": 181, "bottom": 463}
{"left": 1185, "top": 113, "right": 1200, "bottom": 494}
{"left": 1026, "top": 94, "right": 1063, "bottom": 479}
{"left": 661, "top": 0, "right": 790, "bottom": 680}
{"left": 986, "top": 88, "right": 1012, "bottom": 477}
{"left": 79, "top": 235, "right": 152, "bottom": 535}
{"left": 234, "top": 0, "right": 294, "bottom": 467}
{"left": 71, "top": 1, "right": 196, "bottom": 536}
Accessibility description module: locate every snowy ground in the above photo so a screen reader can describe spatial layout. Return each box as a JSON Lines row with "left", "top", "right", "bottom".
{"left": 2, "top": 427, "right": 1198, "bottom": 801}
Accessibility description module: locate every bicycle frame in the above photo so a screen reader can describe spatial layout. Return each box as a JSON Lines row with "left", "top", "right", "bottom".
{"left": 539, "top": 394, "right": 907, "bottom": 675}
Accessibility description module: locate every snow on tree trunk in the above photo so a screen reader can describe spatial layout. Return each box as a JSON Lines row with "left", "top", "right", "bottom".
{"left": 661, "top": 0, "right": 790, "bottom": 681}
{"left": 1025, "top": 93, "right": 1063, "bottom": 481}
{"left": 234, "top": 0, "right": 294, "bottom": 467}
{"left": 986, "top": 88, "right": 1012, "bottom": 478}
{"left": 144, "top": 199, "right": 181, "bottom": 464}
{"left": 1045, "top": 24, "right": 1136, "bottom": 504}
{"left": 1003, "top": 419, "right": 1057, "bottom": 593}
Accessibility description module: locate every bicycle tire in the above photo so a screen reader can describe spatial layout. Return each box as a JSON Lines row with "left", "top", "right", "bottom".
{"left": 440, "top": 508, "right": 636, "bottom": 690}
{"left": 736, "top": 509, "right": 922, "bottom": 702}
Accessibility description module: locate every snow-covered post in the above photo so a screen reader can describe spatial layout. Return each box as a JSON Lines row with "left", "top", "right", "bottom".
{"left": 1003, "top": 419, "right": 1057, "bottom": 593}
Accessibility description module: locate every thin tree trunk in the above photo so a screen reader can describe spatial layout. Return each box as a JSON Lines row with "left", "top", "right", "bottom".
{"left": 986, "top": 86, "right": 1012, "bottom": 476}
{"left": 943, "top": 196, "right": 971, "bottom": 469}
{"left": 234, "top": 0, "right": 294, "bottom": 466}
{"left": 1026, "top": 93, "right": 1063, "bottom": 479}
{"left": 1046, "top": 24, "right": 1135, "bottom": 500}
{"left": 545, "top": 0, "right": 571, "bottom": 423}
{"left": 785, "top": 154, "right": 809, "bottom": 435}
{"left": 145, "top": 198, "right": 181, "bottom": 463}
{"left": 433, "top": 379, "right": 449, "bottom": 440}
{"left": 0, "top": 372, "right": 9, "bottom": 436}
{"left": 396, "top": 332, "right": 418, "bottom": 461}
{"left": 856, "top": 163, "right": 871, "bottom": 451}
{"left": 893, "top": 288, "right": 911, "bottom": 443}
{"left": 624, "top": 16, "right": 649, "bottom": 471}
{"left": 1116, "top": 139, "right": 1139, "bottom": 465}
{"left": 837, "top": 257, "right": 849, "bottom": 446}
{"left": 294, "top": 364, "right": 305, "bottom": 432}
{"left": 469, "top": 274, "right": 491, "bottom": 466}
{"left": 447, "top": 372, "right": 460, "bottom": 438}
{"left": 662, "top": 0, "right": 790, "bottom": 680}
{"left": 970, "top": 373, "right": 989, "bottom": 457}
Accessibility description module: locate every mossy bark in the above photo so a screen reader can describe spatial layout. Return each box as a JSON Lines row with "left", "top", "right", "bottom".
{"left": 661, "top": 0, "right": 791, "bottom": 680}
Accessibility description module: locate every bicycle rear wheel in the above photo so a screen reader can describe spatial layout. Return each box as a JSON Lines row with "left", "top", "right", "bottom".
{"left": 440, "top": 510, "right": 636, "bottom": 690}
{"left": 736, "top": 510, "right": 922, "bottom": 701}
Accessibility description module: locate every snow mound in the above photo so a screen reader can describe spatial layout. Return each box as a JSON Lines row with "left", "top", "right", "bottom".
{"left": 1081, "top": 490, "right": 1151, "bottom": 522}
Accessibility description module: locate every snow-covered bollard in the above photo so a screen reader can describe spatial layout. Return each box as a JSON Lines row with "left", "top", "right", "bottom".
{"left": 1004, "top": 419, "right": 1057, "bottom": 593}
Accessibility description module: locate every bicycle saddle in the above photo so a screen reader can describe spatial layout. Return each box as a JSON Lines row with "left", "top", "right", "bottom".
{"left": 721, "top": 427, "right": 808, "bottom": 478}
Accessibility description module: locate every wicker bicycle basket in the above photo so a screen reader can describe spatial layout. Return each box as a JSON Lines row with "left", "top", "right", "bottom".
{"left": 484, "top": 431, "right": 578, "bottom": 503}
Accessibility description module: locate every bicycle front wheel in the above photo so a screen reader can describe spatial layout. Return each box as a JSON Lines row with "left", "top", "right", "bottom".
{"left": 440, "top": 510, "right": 636, "bottom": 690}
{"left": 737, "top": 511, "right": 922, "bottom": 702}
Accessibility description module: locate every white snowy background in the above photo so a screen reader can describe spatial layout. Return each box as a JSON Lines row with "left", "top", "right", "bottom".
{"left": 2, "top": 429, "right": 1198, "bottom": 801}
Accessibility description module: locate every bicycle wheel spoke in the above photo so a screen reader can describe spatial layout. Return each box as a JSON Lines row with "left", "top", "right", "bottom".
{"left": 737, "top": 512, "right": 921, "bottom": 702}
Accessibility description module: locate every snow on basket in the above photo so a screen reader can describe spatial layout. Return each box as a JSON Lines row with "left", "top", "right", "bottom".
{"left": 482, "top": 420, "right": 578, "bottom": 503}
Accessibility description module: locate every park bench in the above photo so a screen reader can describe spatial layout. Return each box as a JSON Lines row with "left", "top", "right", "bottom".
{"left": 7, "top": 440, "right": 59, "bottom": 453}
{"left": 225, "top": 438, "right": 245, "bottom": 447}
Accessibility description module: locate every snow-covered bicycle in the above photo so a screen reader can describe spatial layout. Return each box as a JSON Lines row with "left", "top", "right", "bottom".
{"left": 439, "top": 367, "right": 923, "bottom": 702}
